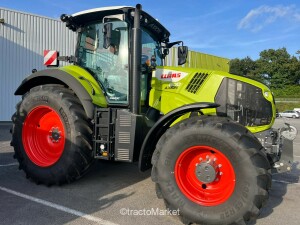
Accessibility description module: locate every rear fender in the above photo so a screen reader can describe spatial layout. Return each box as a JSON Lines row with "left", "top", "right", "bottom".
{"left": 15, "top": 67, "right": 107, "bottom": 119}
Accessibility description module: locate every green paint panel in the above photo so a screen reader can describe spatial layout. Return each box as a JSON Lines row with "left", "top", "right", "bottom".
{"left": 59, "top": 65, "right": 107, "bottom": 107}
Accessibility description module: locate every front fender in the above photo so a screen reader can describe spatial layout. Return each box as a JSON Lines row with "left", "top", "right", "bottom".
{"left": 15, "top": 66, "right": 107, "bottom": 119}
{"left": 138, "top": 102, "right": 219, "bottom": 171}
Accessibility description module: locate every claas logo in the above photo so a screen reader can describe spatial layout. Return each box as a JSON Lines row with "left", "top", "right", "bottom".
{"left": 160, "top": 73, "right": 181, "bottom": 79}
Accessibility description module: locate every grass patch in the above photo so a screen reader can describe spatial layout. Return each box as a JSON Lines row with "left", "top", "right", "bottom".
{"left": 272, "top": 86, "right": 300, "bottom": 98}
{"left": 275, "top": 102, "right": 300, "bottom": 112}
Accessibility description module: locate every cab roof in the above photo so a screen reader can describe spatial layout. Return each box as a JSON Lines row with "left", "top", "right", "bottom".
{"left": 72, "top": 6, "right": 131, "bottom": 17}
{"left": 69, "top": 6, "right": 170, "bottom": 42}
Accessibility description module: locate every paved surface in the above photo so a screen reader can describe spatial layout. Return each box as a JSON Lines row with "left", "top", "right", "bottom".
{"left": 0, "top": 118, "right": 300, "bottom": 225}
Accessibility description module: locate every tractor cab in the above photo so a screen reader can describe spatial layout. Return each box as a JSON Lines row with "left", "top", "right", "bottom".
{"left": 61, "top": 6, "right": 186, "bottom": 109}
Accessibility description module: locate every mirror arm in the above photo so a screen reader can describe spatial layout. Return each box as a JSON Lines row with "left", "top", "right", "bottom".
{"left": 167, "top": 41, "right": 183, "bottom": 48}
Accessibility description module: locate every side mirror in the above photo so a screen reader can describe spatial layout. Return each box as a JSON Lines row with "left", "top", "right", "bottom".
{"left": 103, "top": 23, "right": 113, "bottom": 49}
{"left": 103, "top": 23, "right": 121, "bottom": 52}
{"left": 178, "top": 46, "right": 188, "bottom": 65}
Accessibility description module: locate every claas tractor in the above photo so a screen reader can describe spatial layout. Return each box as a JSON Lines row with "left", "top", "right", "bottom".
{"left": 11, "top": 4, "right": 295, "bottom": 225}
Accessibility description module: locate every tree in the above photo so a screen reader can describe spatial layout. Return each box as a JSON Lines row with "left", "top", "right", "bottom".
{"left": 230, "top": 48, "right": 300, "bottom": 89}
{"left": 256, "top": 48, "right": 300, "bottom": 88}
{"left": 297, "top": 50, "right": 300, "bottom": 60}
{"left": 229, "top": 56, "right": 262, "bottom": 81}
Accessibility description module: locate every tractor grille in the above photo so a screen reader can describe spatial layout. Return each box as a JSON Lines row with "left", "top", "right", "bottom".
{"left": 186, "top": 73, "right": 209, "bottom": 94}
{"left": 116, "top": 148, "right": 130, "bottom": 161}
{"left": 118, "top": 132, "right": 131, "bottom": 144}
{"left": 215, "top": 78, "right": 273, "bottom": 127}
{"left": 119, "top": 115, "right": 131, "bottom": 127}
{"left": 114, "top": 110, "right": 135, "bottom": 162}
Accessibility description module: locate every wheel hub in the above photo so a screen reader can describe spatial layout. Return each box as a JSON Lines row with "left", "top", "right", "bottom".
{"left": 49, "top": 127, "right": 62, "bottom": 143}
{"left": 195, "top": 163, "right": 217, "bottom": 184}
{"left": 194, "top": 156, "right": 222, "bottom": 184}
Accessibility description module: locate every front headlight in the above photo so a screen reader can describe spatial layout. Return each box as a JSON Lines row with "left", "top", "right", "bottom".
{"left": 264, "top": 91, "right": 269, "bottom": 98}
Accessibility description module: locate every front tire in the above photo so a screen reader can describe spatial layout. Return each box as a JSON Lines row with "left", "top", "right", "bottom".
{"left": 151, "top": 116, "right": 271, "bottom": 225}
{"left": 11, "top": 85, "right": 94, "bottom": 185}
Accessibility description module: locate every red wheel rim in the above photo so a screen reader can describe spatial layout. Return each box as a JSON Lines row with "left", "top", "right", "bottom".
{"left": 22, "top": 106, "right": 65, "bottom": 167}
{"left": 175, "top": 146, "right": 235, "bottom": 206}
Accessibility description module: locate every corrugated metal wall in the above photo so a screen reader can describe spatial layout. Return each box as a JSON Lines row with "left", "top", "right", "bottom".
{"left": 0, "top": 8, "right": 77, "bottom": 121}
{"left": 165, "top": 47, "right": 230, "bottom": 72}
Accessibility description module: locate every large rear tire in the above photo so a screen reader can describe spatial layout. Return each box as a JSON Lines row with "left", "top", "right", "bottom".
{"left": 11, "top": 85, "right": 94, "bottom": 185}
{"left": 151, "top": 116, "right": 271, "bottom": 225}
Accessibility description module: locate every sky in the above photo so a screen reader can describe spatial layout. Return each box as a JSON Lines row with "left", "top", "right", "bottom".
{"left": 1, "top": 0, "right": 300, "bottom": 60}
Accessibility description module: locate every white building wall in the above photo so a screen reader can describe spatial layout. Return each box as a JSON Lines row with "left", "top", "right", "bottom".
{"left": 0, "top": 8, "right": 77, "bottom": 121}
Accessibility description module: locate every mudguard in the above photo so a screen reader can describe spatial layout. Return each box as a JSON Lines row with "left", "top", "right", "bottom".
{"left": 15, "top": 66, "right": 107, "bottom": 119}
{"left": 138, "top": 102, "right": 219, "bottom": 171}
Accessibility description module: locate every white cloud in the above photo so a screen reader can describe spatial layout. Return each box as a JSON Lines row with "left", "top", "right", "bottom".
{"left": 238, "top": 5, "right": 300, "bottom": 32}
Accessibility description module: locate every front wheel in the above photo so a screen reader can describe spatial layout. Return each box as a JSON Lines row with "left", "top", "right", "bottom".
{"left": 11, "top": 85, "right": 94, "bottom": 185}
{"left": 151, "top": 116, "right": 271, "bottom": 225}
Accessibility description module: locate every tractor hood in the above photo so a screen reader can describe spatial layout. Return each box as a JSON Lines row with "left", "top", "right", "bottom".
{"left": 149, "top": 66, "right": 275, "bottom": 134}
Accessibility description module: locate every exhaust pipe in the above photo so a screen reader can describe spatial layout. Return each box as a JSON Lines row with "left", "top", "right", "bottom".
{"left": 130, "top": 4, "right": 142, "bottom": 114}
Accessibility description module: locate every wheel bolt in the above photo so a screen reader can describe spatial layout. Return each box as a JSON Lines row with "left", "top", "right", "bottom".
{"left": 218, "top": 164, "right": 222, "bottom": 168}
{"left": 199, "top": 157, "right": 203, "bottom": 161}
{"left": 219, "top": 172, "right": 223, "bottom": 175}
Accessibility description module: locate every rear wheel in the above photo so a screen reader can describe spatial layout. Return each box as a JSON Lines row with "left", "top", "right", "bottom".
{"left": 151, "top": 116, "right": 271, "bottom": 225}
{"left": 11, "top": 85, "right": 94, "bottom": 185}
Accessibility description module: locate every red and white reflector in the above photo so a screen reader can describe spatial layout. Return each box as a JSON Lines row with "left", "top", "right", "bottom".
{"left": 44, "top": 50, "right": 58, "bottom": 66}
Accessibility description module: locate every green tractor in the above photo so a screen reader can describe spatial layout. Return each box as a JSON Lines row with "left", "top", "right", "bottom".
{"left": 11, "top": 4, "right": 294, "bottom": 225}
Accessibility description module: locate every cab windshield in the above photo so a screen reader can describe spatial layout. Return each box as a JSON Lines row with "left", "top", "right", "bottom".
{"left": 77, "top": 21, "right": 129, "bottom": 104}
{"left": 140, "top": 29, "right": 163, "bottom": 103}
{"left": 141, "top": 29, "right": 163, "bottom": 66}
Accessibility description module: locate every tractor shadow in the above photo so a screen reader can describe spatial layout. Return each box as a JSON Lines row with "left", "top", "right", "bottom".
{"left": 0, "top": 124, "right": 15, "bottom": 164}
{"left": 248, "top": 161, "right": 300, "bottom": 225}
{"left": 67, "top": 159, "right": 152, "bottom": 209}
{"left": 0, "top": 124, "right": 12, "bottom": 142}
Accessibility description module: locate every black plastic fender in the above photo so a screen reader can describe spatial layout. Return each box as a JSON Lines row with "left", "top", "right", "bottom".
{"left": 15, "top": 69, "right": 95, "bottom": 119}
{"left": 138, "top": 102, "right": 219, "bottom": 171}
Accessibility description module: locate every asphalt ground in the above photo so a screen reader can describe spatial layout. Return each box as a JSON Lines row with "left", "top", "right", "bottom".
{"left": 0, "top": 118, "right": 300, "bottom": 225}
